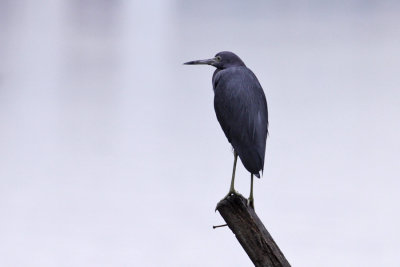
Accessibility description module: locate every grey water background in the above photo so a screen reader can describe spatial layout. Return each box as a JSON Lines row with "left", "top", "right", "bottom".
{"left": 0, "top": 1, "right": 399, "bottom": 266}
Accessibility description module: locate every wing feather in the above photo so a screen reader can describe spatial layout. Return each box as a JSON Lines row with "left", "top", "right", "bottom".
{"left": 213, "top": 67, "right": 268, "bottom": 175}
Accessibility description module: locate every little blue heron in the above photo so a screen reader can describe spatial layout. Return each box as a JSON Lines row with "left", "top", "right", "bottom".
{"left": 184, "top": 51, "right": 268, "bottom": 208}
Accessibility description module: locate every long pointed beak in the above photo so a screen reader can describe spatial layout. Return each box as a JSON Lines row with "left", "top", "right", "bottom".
{"left": 183, "top": 58, "right": 216, "bottom": 65}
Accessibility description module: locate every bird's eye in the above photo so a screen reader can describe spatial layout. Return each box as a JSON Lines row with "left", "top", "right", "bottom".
{"left": 216, "top": 56, "right": 222, "bottom": 61}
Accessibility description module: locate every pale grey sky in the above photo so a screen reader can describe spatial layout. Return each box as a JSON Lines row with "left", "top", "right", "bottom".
{"left": 0, "top": 1, "right": 399, "bottom": 266}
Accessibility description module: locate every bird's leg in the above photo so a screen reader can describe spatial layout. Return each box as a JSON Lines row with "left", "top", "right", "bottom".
{"left": 248, "top": 174, "right": 255, "bottom": 209}
{"left": 218, "top": 152, "right": 242, "bottom": 205}
{"left": 226, "top": 151, "right": 238, "bottom": 196}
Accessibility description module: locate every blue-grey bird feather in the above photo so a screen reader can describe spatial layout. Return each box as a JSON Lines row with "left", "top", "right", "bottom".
{"left": 184, "top": 51, "right": 268, "bottom": 178}
{"left": 213, "top": 63, "right": 268, "bottom": 178}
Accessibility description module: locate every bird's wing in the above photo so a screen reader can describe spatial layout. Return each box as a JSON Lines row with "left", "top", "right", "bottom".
{"left": 213, "top": 67, "right": 268, "bottom": 174}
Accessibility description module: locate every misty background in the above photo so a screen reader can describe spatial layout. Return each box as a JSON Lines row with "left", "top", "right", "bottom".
{"left": 0, "top": 1, "right": 399, "bottom": 266}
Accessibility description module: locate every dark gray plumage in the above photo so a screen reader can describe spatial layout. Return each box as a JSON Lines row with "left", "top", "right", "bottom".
{"left": 184, "top": 51, "right": 268, "bottom": 208}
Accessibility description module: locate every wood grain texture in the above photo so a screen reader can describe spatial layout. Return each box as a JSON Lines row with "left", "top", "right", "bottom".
{"left": 216, "top": 193, "right": 291, "bottom": 267}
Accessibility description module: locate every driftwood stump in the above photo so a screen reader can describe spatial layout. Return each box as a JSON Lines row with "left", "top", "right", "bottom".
{"left": 216, "top": 193, "right": 291, "bottom": 267}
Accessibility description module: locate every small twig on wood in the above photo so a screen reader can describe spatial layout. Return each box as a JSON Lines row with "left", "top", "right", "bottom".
{"left": 212, "top": 224, "right": 228, "bottom": 229}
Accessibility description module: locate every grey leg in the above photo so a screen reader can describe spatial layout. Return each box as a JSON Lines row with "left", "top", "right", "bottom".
{"left": 248, "top": 174, "right": 255, "bottom": 209}
{"left": 227, "top": 151, "right": 238, "bottom": 195}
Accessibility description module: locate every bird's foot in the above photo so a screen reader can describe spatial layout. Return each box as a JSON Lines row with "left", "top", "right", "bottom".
{"left": 216, "top": 189, "right": 240, "bottom": 211}
{"left": 224, "top": 189, "right": 239, "bottom": 200}
{"left": 247, "top": 197, "right": 255, "bottom": 210}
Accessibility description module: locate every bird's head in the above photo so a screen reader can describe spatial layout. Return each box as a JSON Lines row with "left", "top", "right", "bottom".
{"left": 184, "top": 51, "right": 245, "bottom": 69}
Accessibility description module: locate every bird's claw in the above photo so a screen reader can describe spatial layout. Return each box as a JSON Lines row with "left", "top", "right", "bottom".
{"left": 216, "top": 190, "right": 240, "bottom": 211}
{"left": 247, "top": 198, "right": 255, "bottom": 210}
{"left": 224, "top": 189, "right": 239, "bottom": 199}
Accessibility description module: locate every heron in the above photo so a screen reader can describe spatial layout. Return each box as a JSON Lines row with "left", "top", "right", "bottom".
{"left": 184, "top": 51, "right": 268, "bottom": 208}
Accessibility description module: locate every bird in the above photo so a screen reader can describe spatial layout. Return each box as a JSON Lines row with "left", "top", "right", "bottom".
{"left": 184, "top": 51, "right": 268, "bottom": 208}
